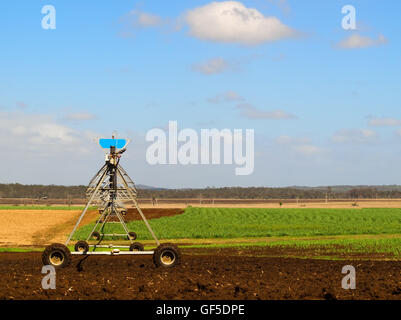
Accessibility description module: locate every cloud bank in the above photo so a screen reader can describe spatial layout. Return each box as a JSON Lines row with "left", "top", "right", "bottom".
{"left": 122, "top": 1, "right": 299, "bottom": 46}
{"left": 184, "top": 1, "right": 298, "bottom": 45}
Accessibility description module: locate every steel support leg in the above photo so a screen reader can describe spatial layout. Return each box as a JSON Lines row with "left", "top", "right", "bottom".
{"left": 65, "top": 169, "right": 108, "bottom": 246}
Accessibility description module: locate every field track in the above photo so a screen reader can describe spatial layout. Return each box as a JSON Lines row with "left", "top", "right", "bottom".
{"left": 1, "top": 249, "right": 401, "bottom": 300}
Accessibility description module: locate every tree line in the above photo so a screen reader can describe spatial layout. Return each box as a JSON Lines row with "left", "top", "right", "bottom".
{"left": 1, "top": 183, "right": 401, "bottom": 199}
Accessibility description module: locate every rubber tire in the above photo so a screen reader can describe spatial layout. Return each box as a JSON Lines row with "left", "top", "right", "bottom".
{"left": 74, "top": 241, "right": 89, "bottom": 253}
{"left": 153, "top": 243, "right": 181, "bottom": 268}
{"left": 92, "top": 231, "right": 101, "bottom": 240}
{"left": 42, "top": 243, "right": 71, "bottom": 269}
{"left": 129, "top": 242, "right": 144, "bottom": 251}
{"left": 128, "top": 232, "right": 137, "bottom": 240}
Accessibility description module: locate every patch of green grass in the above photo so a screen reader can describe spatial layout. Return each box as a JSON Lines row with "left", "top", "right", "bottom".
{"left": 76, "top": 207, "right": 401, "bottom": 239}
{"left": 73, "top": 207, "right": 401, "bottom": 241}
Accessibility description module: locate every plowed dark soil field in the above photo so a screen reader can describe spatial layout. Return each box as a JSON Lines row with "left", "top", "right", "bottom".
{"left": 1, "top": 248, "right": 401, "bottom": 300}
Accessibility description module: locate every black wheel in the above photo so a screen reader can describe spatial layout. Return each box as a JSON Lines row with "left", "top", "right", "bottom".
{"left": 74, "top": 241, "right": 89, "bottom": 253}
{"left": 153, "top": 243, "right": 180, "bottom": 268}
{"left": 42, "top": 243, "right": 71, "bottom": 268}
{"left": 129, "top": 242, "right": 144, "bottom": 251}
{"left": 128, "top": 232, "right": 137, "bottom": 240}
{"left": 92, "top": 231, "right": 101, "bottom": 240}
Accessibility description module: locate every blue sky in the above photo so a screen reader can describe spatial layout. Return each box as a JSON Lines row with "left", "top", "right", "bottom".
{"left": 0, "top": 1, "right": 400, "bottom": 188}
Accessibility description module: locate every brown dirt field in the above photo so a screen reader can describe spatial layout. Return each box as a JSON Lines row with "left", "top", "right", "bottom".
{"left": 0, "top": 208, "right": 184, "bottom": 247}
{"left": 0, "top": 210, "right": 95, "bottom": 247}
{"left": 1, "top": 248, "right": 401, "bottom": 300}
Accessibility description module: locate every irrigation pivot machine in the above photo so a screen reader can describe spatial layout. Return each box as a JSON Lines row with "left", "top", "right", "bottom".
{"left": 42, "top": 135, "right": 181, "bottom": 269}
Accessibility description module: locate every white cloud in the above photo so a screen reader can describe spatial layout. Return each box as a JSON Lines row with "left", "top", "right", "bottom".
{"left": 120, "top": 2, "right": 299, "bottom": 45}
{"left": 0, "top": 111, "right": 96, "bottom": 154}
{"left": 118, "top": 9, "right": 177, "bottom": 38}
{"left": 192, "top": 54, "right": 262, "bottom": 75}
{"left": 123, "top": 10, "right": 165, "bottom": 28}
{"left": 192, "top": 57, "right": 231, "bottom": 75}
{"left": 275, "top": 135, "right": 321, "bottom": 156}
{"left": 185, "top": 1, "right": 298, "bottom": 45}
{"left": 368, "top": 117, "right": 401, "bottom": 127}
{"left": 337, "top": 34, "right": 387, "bottom": 49}
{"left": 276, "top": 135, "right": 310, "bottom": 145}
{"left": 331, "top": 129, "right": 378, "bottom": 144}
{"left": 236, "top": 103, "right": 296, "bottom": 119}
{"left": 292, "top": 145, "right": 322, "bottom": 156}
{"left": 224, "top": 91, "right": 243, "bottom": 102}
{"left": 135, "top": 12, "right": 163, "bottom": 27}
{"left": 208, "top": 90, "right": 244, "bottom": 103}
{"left": 62, "top": 112, "right": 96, "bottom": 121}
{"left": 0, "top": 110, "right": 105, "bottom": 185}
